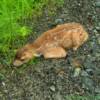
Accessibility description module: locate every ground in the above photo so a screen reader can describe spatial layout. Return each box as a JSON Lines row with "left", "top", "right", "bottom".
{"left": 0, "top": 0, "right": 100, "bottom": 100}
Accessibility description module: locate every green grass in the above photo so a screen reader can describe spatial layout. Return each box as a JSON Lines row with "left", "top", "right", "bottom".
{"left": 0, "top": 0, "right": 64, "bottom": 53}
{"left": 0, "top": 0, "right": 64, "bottom": 67}
{"left": 0, "top": 0, "right": 45, "bottom": 53}
{"left": 65, "top": 95, "right": 100, "bottom": 100}
{"left": 0, "top": 0, "right": 31, "bottom": 52}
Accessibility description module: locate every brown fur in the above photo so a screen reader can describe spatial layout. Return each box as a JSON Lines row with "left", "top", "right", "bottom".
{"left": 13, "top": 22, "right": 88, "bottom": 66}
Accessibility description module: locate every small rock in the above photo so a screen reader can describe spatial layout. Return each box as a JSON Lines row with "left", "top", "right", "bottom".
{"left": 96, "top": 26, "right": 100, "bottom": 30}
{"left": 55, "top": 18, "right": 63, "bottom": 24}
{"left": 73, "top": 67, "right": 81, "bottom": 77}
{"left": 93, "top": 29, "right": 98, "bottom": 33}
{"left": 2, "top": 82, "right": 6, "bottom": 86}
{"left": 50, "top": 85, "right": 56, "bottom": 92}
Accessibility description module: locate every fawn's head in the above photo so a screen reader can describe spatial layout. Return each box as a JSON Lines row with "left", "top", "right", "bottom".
{"left": 13, "top": 44, "right": 38, "bottom": 66}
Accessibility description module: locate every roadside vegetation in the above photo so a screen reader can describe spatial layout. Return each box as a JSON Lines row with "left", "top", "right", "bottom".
{"left": 0, "top": 0, "right": 64, "bottom": 66}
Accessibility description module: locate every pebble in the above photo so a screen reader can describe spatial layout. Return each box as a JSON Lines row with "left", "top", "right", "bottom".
{"left": 93, "top": 29, "right": 98, "bottom": 33}
{"left": 73, "top": 67, "right": 81, "bottom": 77}
{"left": 55, "top": 18, "right": 63, "bottom": 24}
{"left": 2, "top": 82, "right": 6, "bottom": 86}
{"left": 50, "top": 85, "right": 56, "bottom": 92}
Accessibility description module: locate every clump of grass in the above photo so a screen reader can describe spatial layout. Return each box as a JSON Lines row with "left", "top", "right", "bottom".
{"left": 65, "top": 95, "right": 100, "bottom": 100}
{"left": 0, "top": 0, "right": 33, "bottom": 53}
{"left": 0, "top": 0, "right": 64, "bottom": 53}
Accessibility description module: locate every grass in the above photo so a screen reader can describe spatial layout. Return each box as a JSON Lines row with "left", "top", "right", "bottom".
{"left": 0, "top": 0, "right": 64, "bottom": 68}
{"left": 65, "top": 95, "right": 100, "bottom": 100}
{"left": 0, "top": 0, "right": 32, "bottom": 53}
{"left": 0, "top": 0, "right": 64, "bottom": 53}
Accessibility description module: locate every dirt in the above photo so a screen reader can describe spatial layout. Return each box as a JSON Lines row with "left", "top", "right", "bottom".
{"left": 0, "top": 0, "right": 100, "bottom": 100}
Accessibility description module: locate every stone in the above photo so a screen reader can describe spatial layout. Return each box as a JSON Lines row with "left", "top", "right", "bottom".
{"left": 55, "top": 18, "right": 63, "bottom": 24}
{"left": 50, "top": 85, "right": 56, "bottom": 92}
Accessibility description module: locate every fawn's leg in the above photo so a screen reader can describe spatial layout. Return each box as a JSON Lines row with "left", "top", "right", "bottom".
{"left": 43, "top": 47, "right": 67, "bottom": 59}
